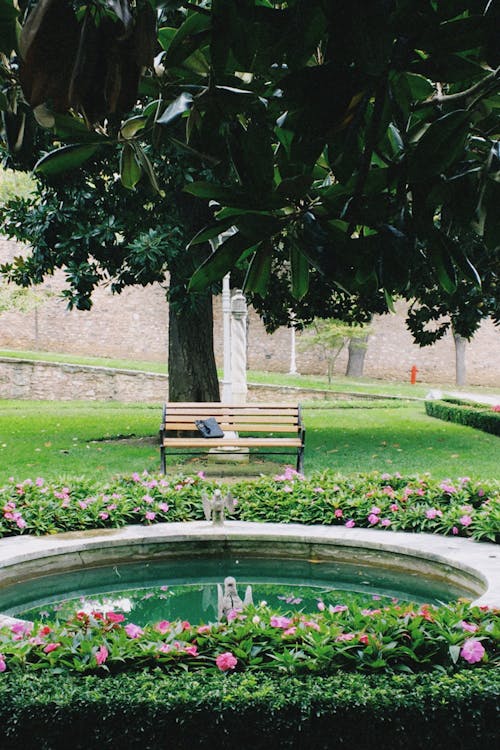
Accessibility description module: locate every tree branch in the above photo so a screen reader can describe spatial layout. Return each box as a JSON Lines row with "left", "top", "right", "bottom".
{"left": 414, "top": 66, "right": 500, "bottom": 110}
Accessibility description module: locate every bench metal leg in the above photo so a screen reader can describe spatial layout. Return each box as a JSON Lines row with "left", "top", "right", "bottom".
{"left": 160, "top": 445, "right": 166, "bottom": 474}
{"left": 296, "top": 447, "right": 304, "bottom": 474}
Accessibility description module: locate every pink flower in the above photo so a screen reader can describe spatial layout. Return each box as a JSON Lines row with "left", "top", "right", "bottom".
{"left": 35, "top": 477, "right": 44, "bottom": 487}
{"left": 216, "top": 651, "right": 238, "bottom": 671}
{"left": 155, "top": 620, "right": 171, "bottom": 634}
{"left": 389, "top": 504, "right": 399, "bottom": 512}
{"left": 105, "top": 612, "right": 125, "bottom": 623}
{"left": 345, "top": 519, "right": 355, "bottom": 528}
{"left": 95, "top": 645, "right": 108, "bottom": 666}
{"left": 124, "top": 623, "right": 143, "bottom": 639}
{"left": 143, "top": 494, "right": 154, "bottom": 504}
{"left": 380, "top": 518, "right": 391, "bottom": 527}
{"left": 329, "top": 604, "right": 348, "bottom": 614}
{"left": 368, "top": 513, "right": 379, "bottom": 525}
{"left": 336, "top": 632, "right": 355, "bottom": 641}
{"left": 158, "top": 502, "right": 169, "bottom": 512}
{"left": 359, "top": 634, "right": 369, "bottom": 645}
{"left": 370, "top": 506, "right": 381, "bottom": 515}
{"left": 452, "top": 526, "right": 459, "bottom": 535}
{"left": 334, "top": 508, "right": 343, "bottom": 518}
{"left": 283, "top": 627, "right": 297, "bottom": 636}
{"left": 302, "top": 620, "right": 320, "bottom": 631}
{"left": 460, "top": 638, "right": 485, "bottom": 664}
{"left": 99, "top": 512, "right": 109, "bottom": 520}
{"left": 197, "top": 624, "right": 211, "bottom": 635}
{"left": 317, "top": 600, "right": 326, "bottom": 611}
{"left": 425, "top": 508, "right": 442, "bottom": 519}
{"left": 492, "top": 405, "right": 500, "bottom": 412}
{"left": 43, "top": 642, "right": 61, "bottom": 653}
{"left": 460, "top": 621, "right": 478, "bottom": 633}
{"left": 460, "top": 515, "right": 472, "bottom": 527}
{"left": 313, "top": 487, "right": 324, "bottom": 493}
{"left": 10, "top": 621, "right": 32, "bottom": 639}
{"left": 282, "top": 484, "right": 293, "bottom": 492}
{"left": 145, "top": 511, "right": 156, "bottom": 521}
{"left": 0, "top": 655, "right": 6, "bottom": 672}
{"left": 270, "top": 615, "right": 293, "bottom": 629}
{"left": 197, "top": 471, "right": 206, "bottom": 479}
{"left": 184, "top": 645, "right": 198, "bottom": 656}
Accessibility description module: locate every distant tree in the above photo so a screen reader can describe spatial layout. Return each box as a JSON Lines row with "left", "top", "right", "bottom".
{"left": 299, "top": 319, "right": 368, "bottom": 384}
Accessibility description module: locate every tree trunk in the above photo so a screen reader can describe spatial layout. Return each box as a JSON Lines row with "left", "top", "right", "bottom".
{"left": 168, "top": 272, "right": 220, "bottom": 403}
{"left": 346, "top": 334, "right": 369, "bottom": 377}
{"left": 453, "top": 330, "right": 467, "bottom": 386}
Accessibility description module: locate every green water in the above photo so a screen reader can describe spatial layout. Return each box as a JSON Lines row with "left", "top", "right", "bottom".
{"left": 2, "top": 556, "right": 466, "bottom": 626}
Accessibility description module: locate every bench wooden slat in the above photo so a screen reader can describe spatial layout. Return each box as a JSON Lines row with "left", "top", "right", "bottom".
{"left": 162, "top": 437, "right": 303, "bottom": 448}
{"left": 160, "top": 401, "right": 305, "bottom": 473}
{"left": 164, "top": 414, "right": 298, "bottom": 424}
{"left": 165, "top": 423, "right": 298, "bottom": 433}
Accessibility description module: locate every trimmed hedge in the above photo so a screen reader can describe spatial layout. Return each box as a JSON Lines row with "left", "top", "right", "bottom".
{"left": 425, "top": 399, "right": 500, "bottom": 437}
{"left": 0, "top": 669, "right": 498, "bottom": 749}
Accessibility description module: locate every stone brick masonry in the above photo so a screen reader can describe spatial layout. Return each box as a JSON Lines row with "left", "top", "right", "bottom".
{"left": 1, "top": 238, "right": 499, "bottom": 388}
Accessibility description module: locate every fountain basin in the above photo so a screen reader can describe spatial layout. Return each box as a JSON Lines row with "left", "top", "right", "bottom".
{"left": 0, "top": 521, "right": 498, "bottom": 626}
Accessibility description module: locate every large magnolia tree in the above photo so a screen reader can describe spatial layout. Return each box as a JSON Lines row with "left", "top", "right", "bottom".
{"left": 0, "top": 0, "right": 499, "bottom": 387}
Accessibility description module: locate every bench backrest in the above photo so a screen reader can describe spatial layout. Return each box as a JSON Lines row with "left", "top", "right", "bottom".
{"left": 162, "top": 402, "right": 302, "bottom": 434}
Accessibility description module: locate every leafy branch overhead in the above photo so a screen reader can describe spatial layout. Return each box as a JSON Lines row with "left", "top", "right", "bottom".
{"left": 0, "top": 0, "right": 498, "bottom": 333}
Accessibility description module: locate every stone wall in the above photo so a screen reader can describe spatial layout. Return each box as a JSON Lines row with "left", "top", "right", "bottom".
{"left": 1, "top": 238, "right": 499, "bottom": 386}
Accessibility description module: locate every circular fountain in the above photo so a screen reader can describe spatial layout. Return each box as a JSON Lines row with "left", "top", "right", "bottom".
{"left": 0, "top": 520, "right": 498, "bottom": 627}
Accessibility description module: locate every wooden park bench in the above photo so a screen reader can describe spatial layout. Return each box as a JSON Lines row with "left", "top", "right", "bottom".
{"left": 160, "top": 402, "right": 305, "bottom": 473}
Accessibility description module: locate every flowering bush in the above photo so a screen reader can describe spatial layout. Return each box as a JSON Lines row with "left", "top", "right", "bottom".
{"left": 0, "top": 470, "right": 498, "bottom": 542}
{"left": 0, "top": 599, "right": 497, "bottom": 677}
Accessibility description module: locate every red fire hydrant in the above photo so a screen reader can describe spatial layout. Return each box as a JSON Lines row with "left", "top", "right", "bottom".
{"left": 410, "top": 365, "right": 418, "bottom": 385}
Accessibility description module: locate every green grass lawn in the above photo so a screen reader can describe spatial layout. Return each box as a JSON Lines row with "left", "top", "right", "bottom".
{"left": 1, "top": 399, "right": 498, "bottom": 483}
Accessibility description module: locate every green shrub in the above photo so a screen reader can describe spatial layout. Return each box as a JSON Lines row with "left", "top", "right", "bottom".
{"left": 0, "top": 669, "right": 498, "bottom": 749}
{"left": 1, "top": 470, "right": 499, "bottom": 541}
{"left": 425, "top": 399, "right": 500, "bottom": 437}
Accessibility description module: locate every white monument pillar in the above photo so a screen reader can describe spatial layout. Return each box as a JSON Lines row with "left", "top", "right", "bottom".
{"left": 289, "top": 325, "right": 299, "bottom": 374}
{"left": 230, "top": 289, "right": 248, "bottom": 404}
{"left": 221, "top": 273, "right": 232, "bottom": 403}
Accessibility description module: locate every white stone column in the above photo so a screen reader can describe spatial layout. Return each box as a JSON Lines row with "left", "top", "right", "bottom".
{"left": 289, "top": 324, "right": 299, "bottom": 374}
{"left": 221, "top": 273, "right": 232, "bottom": 403}
{"left": 230, "top": 289, "right": 248, "bottom": 404}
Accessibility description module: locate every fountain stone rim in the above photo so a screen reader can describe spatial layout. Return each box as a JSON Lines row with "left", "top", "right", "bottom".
{"left": 0, "top": 522, "right": 498, "bottom": 627}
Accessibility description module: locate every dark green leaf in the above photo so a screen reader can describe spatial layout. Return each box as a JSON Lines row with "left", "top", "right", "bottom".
{"left": 290, "top": 241, "right": 309, "bottom": 300}
{"left": 34, "top": 143, "right": 101, "bottom": 176}
{"left": 120, "top": 143, "right": 142, "bottom": 190}
{"left": 244, "top": 244, "right": 272, "bottom": 295}
{"left": 408, "top": 110, "right": 471, "bottom": 182}
{"left": 189, "top": 232, "right": 261, "bottom": 291}
{"left": 188, "top": 219, "right": 238, "bottom": 247}
{"left": 120, "top": 116, "right": 147, "bottom": 139}
{"left": 161, "top": 12, "right": 211, "bottom": 67}
{"left": 134, "top": 145, "right": 161, "bottom": 193}
{"left": 157, "top": 93, "right": 194, "bottom": 126}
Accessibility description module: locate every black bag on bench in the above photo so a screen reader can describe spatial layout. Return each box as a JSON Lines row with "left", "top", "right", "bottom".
{"left": 195, "top": 417, "right": 224, "bottom": 438}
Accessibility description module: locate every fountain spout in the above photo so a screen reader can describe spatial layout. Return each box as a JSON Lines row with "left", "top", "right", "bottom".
{"left": 202, "top": 489, "right": 235, "bottom": 526}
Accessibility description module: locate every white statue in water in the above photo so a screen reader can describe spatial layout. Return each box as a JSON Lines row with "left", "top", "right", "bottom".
{"left": 217, "top": 576, "right": 253, "bottom": 621}
{"left": 202, "top": 488, "right": 235, "bottom": 526}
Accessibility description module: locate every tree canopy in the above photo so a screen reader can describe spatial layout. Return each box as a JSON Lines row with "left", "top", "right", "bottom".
{"left": 0, "top": 0, "right": 499, "bottom": 342}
